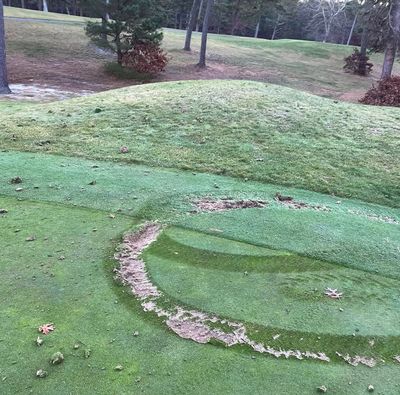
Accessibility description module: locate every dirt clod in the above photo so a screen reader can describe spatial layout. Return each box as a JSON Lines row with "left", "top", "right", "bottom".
{"left": 114, "top": 365, "right": 124, "bottom": 371}
{"left": 26, "top": 236, "right": 36, "bottom": 242}
{"left": 50, "top": 352, "right": 64, "bottom": 365}
{"left": 0, "top": 209, "right": 8, "bottom": 214}
{"left": 36, "top": 369, "right": 48, "bottom": 378}
{"left": 317, "top": 385, "right": 327, "bottom": 393}
{"left": 120, "top": 146, "right": 129, "bottom": 154}
{"left": 10, "top": 177, "right": 22, "bottom": 184}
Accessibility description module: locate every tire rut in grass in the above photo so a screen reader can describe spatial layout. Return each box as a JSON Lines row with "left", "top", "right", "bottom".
{"left": 115, "top": 223, "right": 400, "bottom": 367}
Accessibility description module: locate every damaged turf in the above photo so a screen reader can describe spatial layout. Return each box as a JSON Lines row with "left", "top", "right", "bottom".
{"left": 194, "top": 198, "right": 266, "bottom": 213}
{"left": 115, "top": 224, "right": 332, "bottom": 363}
{"left": 274, "top": 193, "right": 330, "bottom": 211}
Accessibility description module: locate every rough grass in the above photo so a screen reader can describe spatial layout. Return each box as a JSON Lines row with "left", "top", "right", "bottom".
{"left": 0, "top": 152, "right": 399, "bottom": 394}
{"left": 1, "top": 80, "right": 399, "bottom": 207}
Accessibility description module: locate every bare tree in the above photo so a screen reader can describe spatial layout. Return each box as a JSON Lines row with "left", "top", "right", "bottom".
{"left": 198, "top": 0, "right": 214, "bottom": 68}
{"left": 184, "top": 0, "right": 202, "bottom": 51}
{"left": 382, "top": 0, "right": 400, "bottom": 79}
{"left": 0, "top": 0, "right": 10, "bottom": 94}
{"left": 196, "top": 0, "right": 204, "bottom": 31}
{"left": 308, "top": 0, "right": 348, "bottom": 42}
{"left": 346, "top": 10, "right": 358, "bottom": 45}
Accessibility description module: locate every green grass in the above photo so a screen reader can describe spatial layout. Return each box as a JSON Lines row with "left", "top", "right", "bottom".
{"left": 4, "top": 5, "right": 95, "bottom": 22}
{"left": 1, "top": 80, "right": 399, "bottom": 207}
{"left": 0, "top": 152, "right": 399, "bottom": 394}
{"left": 1, "top": 8, "right": 400, "bottom": 393}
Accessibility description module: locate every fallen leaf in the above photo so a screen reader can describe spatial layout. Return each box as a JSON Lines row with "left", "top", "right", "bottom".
{"left": 38, "top": 323, "right": 55, "bottom": 335}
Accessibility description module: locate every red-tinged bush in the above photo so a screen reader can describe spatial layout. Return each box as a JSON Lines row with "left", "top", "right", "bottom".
{"left": 360, "top": 76, "right": 400, "bottom": 107}
{"left": 343, "top": 48, "right": 373, "bottom": 76}
{"left": 122, "top": 44, "right": 168, "bottom": 74}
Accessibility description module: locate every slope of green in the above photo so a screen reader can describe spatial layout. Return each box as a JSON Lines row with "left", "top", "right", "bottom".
{"left": 1, "top": 81, "right": 399, "bottom": 207}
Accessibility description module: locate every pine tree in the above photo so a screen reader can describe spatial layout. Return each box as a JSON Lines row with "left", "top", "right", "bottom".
{"left": 85, "top": 0, "right": 164, "bottom": 65}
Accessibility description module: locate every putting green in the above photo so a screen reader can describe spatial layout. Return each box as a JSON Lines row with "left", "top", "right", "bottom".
{"left": 1, "top": 151, "right": 400, "bottom": 394}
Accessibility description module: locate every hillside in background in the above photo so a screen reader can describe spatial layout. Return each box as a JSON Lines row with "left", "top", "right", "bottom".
{"left": 4, "top": 6, "right": 398, "bottom": 100}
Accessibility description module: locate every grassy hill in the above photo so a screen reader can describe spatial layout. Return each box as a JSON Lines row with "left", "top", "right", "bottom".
{"left": 4, "top": 6, "right": 398, "bottom": 98}
{"left": 1, "top": 80, "right": 399, "bottom": 207}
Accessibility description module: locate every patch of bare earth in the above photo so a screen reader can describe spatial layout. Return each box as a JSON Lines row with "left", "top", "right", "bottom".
{"left": 6, "top": 53, "right": 138, "bottom": 99}
{"left": 335, "top": 352, "right": 376, "bottom": 368}
{"left": 339, "top": 89, "right": 368, "bottom": 103}
{"left": 116, "top": 223, "right": 334, "bottom": 363}
{"left": 347, "top": 209, "right": 399, "bottom": 225}
{"left": 275, "top": 193, "right": 330, "bottom": 211}
{"left": 194, "top": 198, "right": 266, "bottom": 213}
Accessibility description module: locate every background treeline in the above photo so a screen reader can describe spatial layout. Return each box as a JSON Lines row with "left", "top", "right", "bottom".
{"left": 2, "top": 0, "right": 381, "bottom": 47}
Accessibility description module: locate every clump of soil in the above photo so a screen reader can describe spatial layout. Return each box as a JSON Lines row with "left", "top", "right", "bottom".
{"left": 194, "top": 198, "right": 266, "bottom": 212}
{"left": 10, "top": 176, "right": 22, "bottom": 184}
{"left": 275, "top": 193, "right": 330, "bottom": 211}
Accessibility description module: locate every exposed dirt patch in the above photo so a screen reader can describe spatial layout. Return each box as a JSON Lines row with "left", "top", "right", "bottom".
{"left": 339, "top": 89, "right": 368, "bottom": 103}
{"left": 194, "top": 198, "right": 266, "bottom": 212}
{"left": 7, "top": 53, "right": 137, "bottom": 97}
{"left": 4, "top": 83, "right": 93, "bottom": 102}
{"left": 335, "top": 352, "right": 376, "bottom": 368}
{"left": 275, "top": 193, "right": 330, "bottom": 211}
{"left": 348, "top": 209, "right": 399, "bottom": 225}
{"left": 115, "top": 223, "right": 332, "bottom": 363}
{"left": 116, "top": 223, "right": 161, "bottom": 299}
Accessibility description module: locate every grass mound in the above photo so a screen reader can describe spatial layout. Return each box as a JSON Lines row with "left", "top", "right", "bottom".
{"left": 1, "top": 80, "right": 399, "bottom": 207}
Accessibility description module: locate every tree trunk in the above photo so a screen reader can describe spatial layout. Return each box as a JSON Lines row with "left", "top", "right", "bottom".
{"left": 381, "top": 0, "right": 400, "bottom": 79}
{"left": 115, "top": 31, "right": 123, "bottom": 65}
{"left": 346, "top": 13, "right": 357, "bottom": 45}
{"left": 43, "top": 0, "right": 48, "bottom": 12}
{"left": 254, "top": 17, "right": 260, "bottom": 38}
{"left": 230, "top": 0, "right": 241, "bottom": 36}
{"left": 358, "top": 27, "right": 368, "bottom": 76}
{"left": 0, "top": 0, "right": 10, "bottom": 94}
{"left": 196, "top": 0, "right": 204, "bottom": 32}
{"left": 184, "top": 0, "right": 201, "bottom": 51}
{"left": 21, "top": 0, "right": 25, "bottom": 8}
{"left": 381, "top": 38, "right": 397, "bottom": 79}
{"left": 101, "top": 16, "right": 108, "bottom": 41}
{"left": 197, "top": 0, "right": 213, "bottom": 68}
{"left": 271, "top": 15, "right": 280, "bottom": 40}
